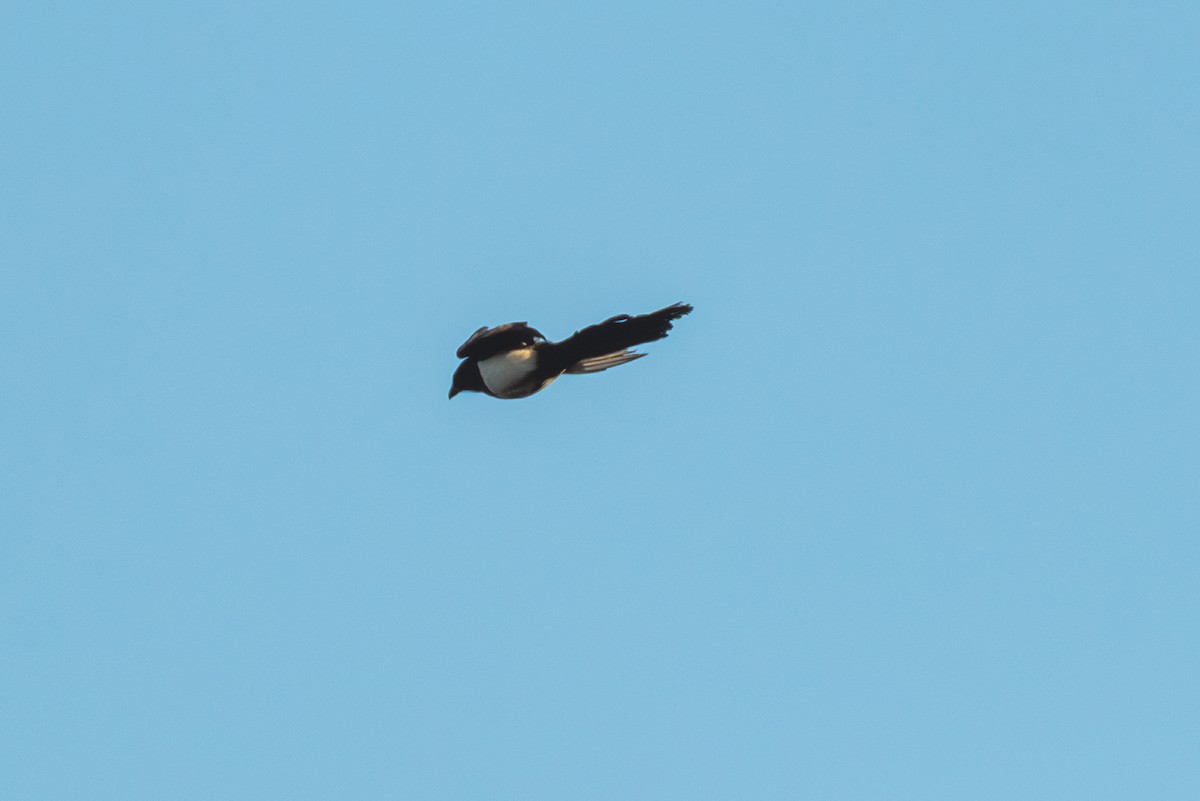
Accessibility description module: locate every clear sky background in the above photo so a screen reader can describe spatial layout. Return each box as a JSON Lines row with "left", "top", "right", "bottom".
{"left": 2, "top": 2, "right": 1197, "bottom": 799}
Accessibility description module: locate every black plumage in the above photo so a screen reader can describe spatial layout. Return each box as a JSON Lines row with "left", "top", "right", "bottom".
{"left": 449, "top": 302, "right": 693, "bottom": 400}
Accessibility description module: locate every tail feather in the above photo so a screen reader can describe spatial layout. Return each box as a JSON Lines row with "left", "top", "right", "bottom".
{"left": 549, "top": 302, "right": 693, "bottom": 370}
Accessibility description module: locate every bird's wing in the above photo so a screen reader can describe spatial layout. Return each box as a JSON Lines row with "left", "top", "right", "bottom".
{"left": 564, "top": 349, "right": 647, "bottom": 374}
{"left": 455, "top": 322, "right": 546, "bottom": 360}
{"left": 545, "top": 302, "right": 693, "bottom": 371}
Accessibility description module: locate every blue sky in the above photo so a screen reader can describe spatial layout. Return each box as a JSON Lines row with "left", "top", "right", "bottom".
{"left": 2, "top": 2, "right": 1197, "bottom": 798}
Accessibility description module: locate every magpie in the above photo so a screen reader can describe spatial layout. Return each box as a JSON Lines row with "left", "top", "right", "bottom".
{"left": 449, "top": 302, "right": 693, "bottom": 399}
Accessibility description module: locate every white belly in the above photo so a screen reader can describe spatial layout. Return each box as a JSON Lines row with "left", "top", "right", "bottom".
{"left": 478, "top": 348, "right": 548, "bottom": 398}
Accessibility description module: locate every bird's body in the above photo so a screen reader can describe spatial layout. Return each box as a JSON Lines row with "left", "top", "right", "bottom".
{"left": 477, "top": 347, "right": 553, "bottom": 398}
{"left": 449, "top": 302, "right": 693, "bottom": 400}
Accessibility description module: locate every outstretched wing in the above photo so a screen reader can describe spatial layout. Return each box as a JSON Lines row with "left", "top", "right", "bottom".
{"left": 455, "top": 322, "right": 546, "bottom": 360}
{"left": 546, "top": 302, "right": 693, "bottom": 372}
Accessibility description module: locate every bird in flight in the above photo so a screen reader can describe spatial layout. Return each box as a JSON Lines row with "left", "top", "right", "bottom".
{"left": 449, "top": 302, "right": 693, "bottom": 399}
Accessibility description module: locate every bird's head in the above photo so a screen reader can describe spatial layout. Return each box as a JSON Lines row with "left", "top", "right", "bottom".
{"left": 448, "top": 360, "right": 483, "bottom": 399}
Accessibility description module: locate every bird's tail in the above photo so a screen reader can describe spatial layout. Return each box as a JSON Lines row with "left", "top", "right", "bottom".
{"left": 551, "top": 302, "right": 693, "bottom": 371}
